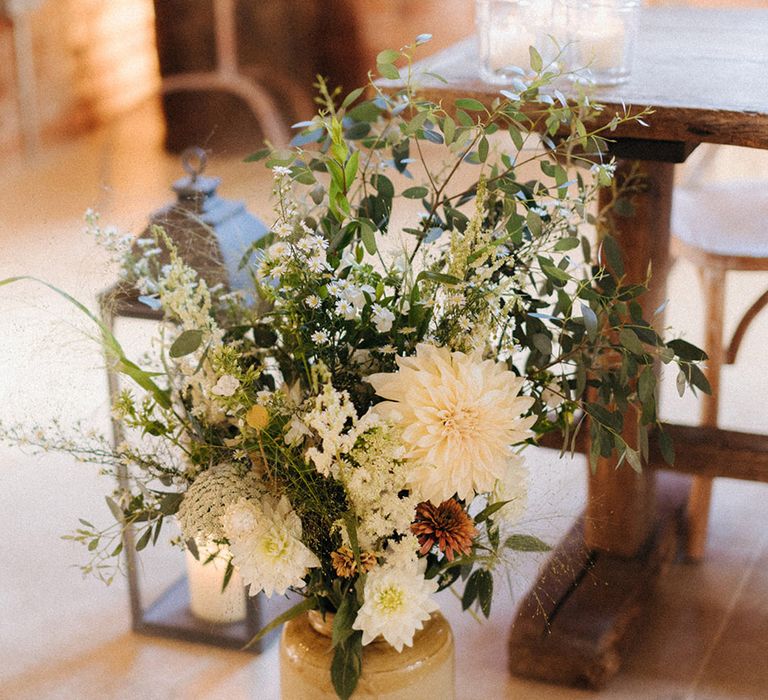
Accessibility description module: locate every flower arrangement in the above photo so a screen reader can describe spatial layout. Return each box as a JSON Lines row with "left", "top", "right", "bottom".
{"left": 1, "top": 39, "right": 708, "bottom": 700}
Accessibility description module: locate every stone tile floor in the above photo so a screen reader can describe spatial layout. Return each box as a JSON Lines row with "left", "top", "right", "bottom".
{"left": 0, "top": 99, "right": 767, "bottom": 699}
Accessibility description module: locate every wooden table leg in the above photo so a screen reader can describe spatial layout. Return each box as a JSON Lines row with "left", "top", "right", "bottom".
{"left": 509, "top": 159, "right": 690, "bottom": 688}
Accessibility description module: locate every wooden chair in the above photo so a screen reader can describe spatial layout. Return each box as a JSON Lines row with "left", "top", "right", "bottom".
{"left": 671, "top": 148, "right": 768, "bottom": 560}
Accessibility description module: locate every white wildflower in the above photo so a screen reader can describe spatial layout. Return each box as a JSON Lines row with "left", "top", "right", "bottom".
{"left": 541, "top": 382, "right": 563, "bottom": 408}
{"left": 211, "top": 374, "right": 240, "bottom": 397}
{"left": 273, "top": 221, "right": 293, "bottom": 239}
{"left": 310, "top": 329, "right": 330, "bottom": 345}
{"left": 268, "top": 241, "right": 290, "bottom": 260}
{"left": 335, "top": 298, "right": 357, "bottom": 320}
{"left": 305, "top": 294, "right": 321, "bottom": 309}
{"left": 272, "top": 166, "right": 292, "bottom": 177}
{"left": 372, "top": 304, "right": 395, "bottom": 333}
{"left": 341, "top": 425, "right": 417, "bottom": 550}
{"left": 307, "top": 255, "right": 330, "bottom": 274}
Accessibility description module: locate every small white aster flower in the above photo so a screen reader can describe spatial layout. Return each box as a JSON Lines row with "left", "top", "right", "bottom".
{"left": 211, "top": 374, "right": 240, "bottom": 397}
{"left": 399, "top": 326, "right": 417, "bottom": 335}
{"left": 372, "top": 304, "right": 395, "bottom": 333}
{"left": 458, "top": 316, "right": 472, "bottom": 332}
{"left": 311, "top": 329, "right": 330, "bottom": 345}
{"left": 273, "top": 260, "right": 290, "bottom": 275}
{"left": 272, "top": 165, "right": 291, "bottom": 177}
{"left": 352, "top": 558, "right": 439, "bottom": 652}
{"left": 274, "top": 221, "right": 293, "bottom": 238}
{"left": 305, "top": 294, "right": 321, "bottom": 309}
{"left": 307, "top": 255, "right": 330, "bottom": 274}
{"left": 335, "top": 298, "right": 357, "bottom": 320}
{"left": 268, "top": 241, "right": 290, "bottom": 260}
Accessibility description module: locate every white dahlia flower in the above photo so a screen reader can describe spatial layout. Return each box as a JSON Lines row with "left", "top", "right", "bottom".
{"left": 221, "top": 495, "right": 320, "bottom": 597}
{"left": 367, "top": 343, "right": 536, "bottom": 502}
{"left": 352, "top": 558, "right": 438, "bottom": 652}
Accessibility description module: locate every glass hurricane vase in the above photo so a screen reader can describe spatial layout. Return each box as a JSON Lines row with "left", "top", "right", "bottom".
{"left": 279, "top": 609, "right": 455, "bottom": 699}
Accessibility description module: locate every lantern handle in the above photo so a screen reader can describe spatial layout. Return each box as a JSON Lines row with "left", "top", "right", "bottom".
{"left": 181, "top": 147, "right": 208, "bottom": 182}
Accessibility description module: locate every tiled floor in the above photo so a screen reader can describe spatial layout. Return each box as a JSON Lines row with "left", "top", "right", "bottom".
{"left": 1, "top": 100, "right": 767, "bottom": 699}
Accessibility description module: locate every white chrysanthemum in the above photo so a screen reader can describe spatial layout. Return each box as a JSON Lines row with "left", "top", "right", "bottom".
{"left": 367, "top": 343, "right": 536, "bottom": 502}
{"left": 222, "top": 495, "right": 320, "bottom": 597}
{"left": 176, "top": 463, "right": 260, "bottom": 542}
{"left": 352, "top": 558, "right": 438, "bottom": 652}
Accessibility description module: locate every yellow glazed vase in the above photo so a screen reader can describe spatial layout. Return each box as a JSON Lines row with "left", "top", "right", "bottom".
{"left": 279, "top": 609, "right": 455, "bottom": 699}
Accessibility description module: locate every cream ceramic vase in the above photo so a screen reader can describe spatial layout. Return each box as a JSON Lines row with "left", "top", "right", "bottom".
{"left": 280, "top": 609, "right": 455, "bottom": 699}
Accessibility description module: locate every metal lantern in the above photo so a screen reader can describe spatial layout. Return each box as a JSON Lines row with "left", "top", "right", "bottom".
{"left": 99, "top": 147, "right": 283, "bottom": 651}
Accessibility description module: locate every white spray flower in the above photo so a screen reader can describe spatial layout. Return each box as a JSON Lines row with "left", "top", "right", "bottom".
{"left": 372, "top": 304, "right": 395, "bottom": 333}
{"left": 211, "top": 374, "right": 240, "bottom": 397}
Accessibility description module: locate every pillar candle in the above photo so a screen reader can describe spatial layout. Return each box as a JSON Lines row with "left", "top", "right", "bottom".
{"left": 185, "top": 543, "right": 247, "bottom": 624}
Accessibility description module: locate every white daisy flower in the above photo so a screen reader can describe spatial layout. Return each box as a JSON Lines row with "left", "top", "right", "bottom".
{"left": 307, "top": 256, "right": 330, "bottom": 274}
{"left": 305, "top": 295, "right": 321, "bottom": 309}
{"left": 267, "top": 241, "right": 290, "bottom": 259}
{"left": 335, "top": 298, "right": 357, "bottom": 320}
{"left": 272, "top": 165, "right": 292, "bottom": 177}
{"left": 311, "top": 329, "right": 330, "bottom": 345}
{"left": 274, "top": 222, "right": 293, "bottom": 238}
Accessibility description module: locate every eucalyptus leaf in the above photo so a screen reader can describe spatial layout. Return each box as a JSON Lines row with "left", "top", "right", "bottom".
{"left": 402, "top": 186, "right": 429, "bottom": 199}
{"left": 601, "top": 236, "right": 625, "bottom": 277}
{"left": 135, "top": 527, "right": 152, "bottom": 551}
{"left": 360, "top": 221, "right": 377, "bottom": 255}
{"left": 504, "top": 534, "right": 551, "bottom": 552}
{"left": 169, "top": 330, "right": 204, "bottom": 358}
{"left": 580, "top": 303, "right": 598, "bottom": 340}
{"left": 377, "top": 62, "right": 401, "bottom": 80}
{"left": 341, "top": 87, "right": 365, "bottom": 110}
{"left": 455, "top": 98, "right": 485, "bottom": 112}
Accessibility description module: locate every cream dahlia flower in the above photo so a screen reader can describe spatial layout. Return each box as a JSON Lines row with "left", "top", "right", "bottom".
{"left": 352, "top": 558, "right": 439, "bottom": 652}
{"left": 367, "top": 343, "right": 536, "bottom": 503}
{"left": 221, "top": 495, "right": 320, "bottom": 597}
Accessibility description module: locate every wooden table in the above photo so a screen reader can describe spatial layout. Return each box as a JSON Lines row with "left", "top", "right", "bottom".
{"left": 408, "top": 7, "right": 768, "bottom": 689}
